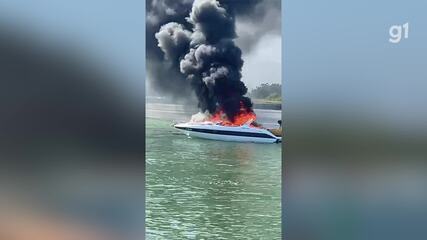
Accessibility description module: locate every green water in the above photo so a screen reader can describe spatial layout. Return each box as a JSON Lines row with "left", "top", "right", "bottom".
{"left": 146, "top": 112, "right": 281, "bottom": 239}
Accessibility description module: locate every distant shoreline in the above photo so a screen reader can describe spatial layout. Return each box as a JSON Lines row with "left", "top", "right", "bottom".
{"left": 252, "top": 99, "right": 282, "bottom": 110}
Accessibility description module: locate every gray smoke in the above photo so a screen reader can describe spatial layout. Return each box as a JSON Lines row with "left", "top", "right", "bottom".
{"left": 156, "top": 22, "right": 192, "bottom": 62}
{"left": 234, "top": 0, "right": 282, "bottom": 52}
{"left": 146, "top": 0, "right": 281, "bottom": 120}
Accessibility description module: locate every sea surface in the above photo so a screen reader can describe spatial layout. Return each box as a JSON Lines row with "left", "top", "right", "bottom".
{"left": 146, "top": 103, "right": 281, "bottom": 239}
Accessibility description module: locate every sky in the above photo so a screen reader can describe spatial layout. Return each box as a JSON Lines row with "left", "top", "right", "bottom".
{"left": 235, "top": 1, "right": 282, "bottom": 91}
{"left": 241, "top": 33, "right": 282, "bottom": 90}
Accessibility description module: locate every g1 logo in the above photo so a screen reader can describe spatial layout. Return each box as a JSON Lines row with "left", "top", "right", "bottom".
{"left": 389, "top": 22, "right": 409, "bottom": 44}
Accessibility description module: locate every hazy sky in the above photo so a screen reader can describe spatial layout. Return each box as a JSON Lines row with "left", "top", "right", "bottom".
{"left": 241, "top": 34, "right": 282, "bottom": 90}
{"left": 235, "top": 1, "right": 282, "bottom": 91}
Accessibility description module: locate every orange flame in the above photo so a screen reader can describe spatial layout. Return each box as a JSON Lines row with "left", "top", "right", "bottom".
{"left": 210, "top": 103, "right": 257, "bottom": 127}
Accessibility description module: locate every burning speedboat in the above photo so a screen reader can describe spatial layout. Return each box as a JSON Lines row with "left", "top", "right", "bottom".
{"left": 174, "top": 110, "right": 282, "bottom": 144}
{"left": 174, "top": 121, "right": 281, "bottom": 143}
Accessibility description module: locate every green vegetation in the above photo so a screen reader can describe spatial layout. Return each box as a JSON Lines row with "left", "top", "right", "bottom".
{"left": 250, "top": 83, "right": 282, "bottom": 102}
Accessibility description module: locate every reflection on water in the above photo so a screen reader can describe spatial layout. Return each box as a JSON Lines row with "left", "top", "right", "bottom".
{"left": 146, "top": 104, "right": 281, "bottom": 239}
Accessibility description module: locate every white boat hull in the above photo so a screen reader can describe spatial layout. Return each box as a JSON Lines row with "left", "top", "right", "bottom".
{"left": 174, "top": 122, "right": 281, "bottom": 144}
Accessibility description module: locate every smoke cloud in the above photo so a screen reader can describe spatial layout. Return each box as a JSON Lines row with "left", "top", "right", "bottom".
{"left": 146, "top": 0, "right": 281, "bottom": 120}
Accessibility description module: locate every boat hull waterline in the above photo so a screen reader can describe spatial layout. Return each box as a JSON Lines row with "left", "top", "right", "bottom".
{"left": 174, "top": 122, "right": 281, "bottom": 143}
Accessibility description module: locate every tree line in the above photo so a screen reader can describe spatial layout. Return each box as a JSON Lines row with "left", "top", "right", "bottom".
{"left": 249, "top": 83, "right": 281, "bottom": 101}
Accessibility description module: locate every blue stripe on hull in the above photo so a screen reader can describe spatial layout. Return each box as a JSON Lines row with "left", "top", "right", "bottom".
{"left": 175, "top": 126, "right": 276, "bottom": 139}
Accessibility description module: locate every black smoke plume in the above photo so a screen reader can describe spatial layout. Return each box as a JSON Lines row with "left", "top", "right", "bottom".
{"left": 146, "top": 0, "right": 280, "bottom": 121}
